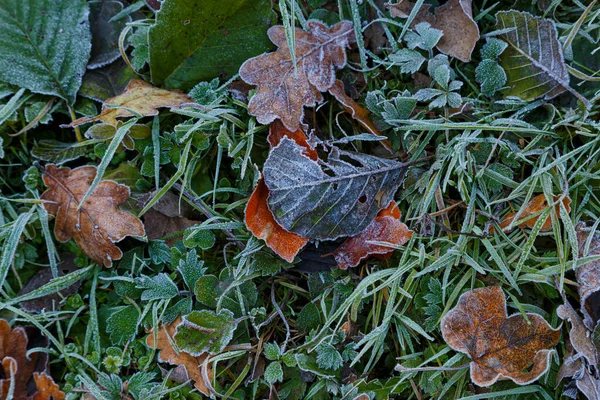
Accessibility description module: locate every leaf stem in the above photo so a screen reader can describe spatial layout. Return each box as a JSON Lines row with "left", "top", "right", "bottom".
{"left": 68, "top": 105, "right": 83, "bottom": 142}
{"left": 395, "top": 363, "right": 470, "bottom": 373}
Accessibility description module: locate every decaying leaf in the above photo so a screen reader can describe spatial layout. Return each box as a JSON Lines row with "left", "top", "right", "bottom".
{"left": 0, "top": 319, "right": 65, "bottom": 400}
{"left": 387, "top": 0, "right": 479, "bottom": 62}
{"left": 42, "top": 165, "right": 146, "bottom": 267}
{"left": 245, "top": 121, "right": 316, "bottom": 262}
{"left": 441, "top": 286, "right": 560, "bottom": 387}
{"left": 495, "top": 11, "right": 590, "bottom": 108}
{"left": 333, "top": 201, "right": 413, "bottom": 269}
{"left": 142, "top": 192, "right": 201, "bottom": 246}
{"left": 146, "top": 317, "right": 212, "bottom": 396}
{"left": 70, "top": 79, "right": 192, "bottom": 127}
{"left": 263, "top": 137, "right": 408, "bottom": 240}
{"left": 576, "top": 222, "right": 600, "bottom": 331}
{"left": 499, "top": 194, "right": 571, "bottom": 232}
{"left": 239, "top": 20, "right": 356, "bottom": 131}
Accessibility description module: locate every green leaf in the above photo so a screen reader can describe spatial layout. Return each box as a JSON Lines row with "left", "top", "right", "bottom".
{"left": 297, "top": 303, "right": 321, "bottom": 333}
{"left": 194, "top": 275, "right": 219, "bottom": 308}
{"left": 264, "top": 342, "right": 281, "bottom": 361}
{"left": 316, "top": 343, "right": 343, "bottom": 371}
{"left": 88, "top": 0, "right": 131, "bottom": 69}
{"left": 106, "top": 305, "right": 140, "bottom": 345}
{"left": 175, "top": 309, "right": 238, "bottom": 355}
{"left": 31, "top": 140, "right": 92, "bottom": 164}
{"left": 264, "top": 138, "right": 408, "bottom": 240}
{"left": 476, "top": 59, "right": 506, "bottom": 96}
{"left": 136, "top": 273, "right": 179, "bottom": 301}
{"left": 404, "top": 22, "right": 443, "bottom": 51}
{"left": 177, "top": 249, "right": 205, "bottom": 291}
{"left": 495, "top": 10, "right": 590, "bottom": 108}
{"left": 264, "top": 362, "right": 284, "bottom": 385}
{"left": 388, "top": 49, "right": 426, "bottom": 74}
{"left": 0, "top": 0, "right": 91, "bottom": 104}
{"left": 80, "top": 58, "right": 136, "bottom": 102}
{"left": 148, "top": 0, "right": 275, "bottom": 90}
{"left": 481, "top": 37, "right": 508, "bottom": 60}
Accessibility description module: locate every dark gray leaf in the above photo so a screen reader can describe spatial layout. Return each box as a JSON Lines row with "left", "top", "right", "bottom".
{"left": 263, "top": 138, "right": 407, "bottom": 240}
{"left": 32, "top": 140, "right": 92, "bottom": 163}
{"left": 88, "top": 0, "right": 131, "bottom": 69}
{"left": 80, "top": 58, "right": 136, "bottom": 101}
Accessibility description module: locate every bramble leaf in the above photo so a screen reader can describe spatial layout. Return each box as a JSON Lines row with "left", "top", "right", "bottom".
{"left": 175, "top": 310, "right": 238, "bottom": 355}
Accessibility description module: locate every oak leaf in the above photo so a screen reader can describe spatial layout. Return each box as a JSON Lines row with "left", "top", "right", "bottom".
{"left": 42, "top": 165, "right": 146, "bottom": 267}
{"left": 333, "top": 201, "right": 413, "bottom": 269}
{"left": 576, "top": 222, "right": 600, "bottom": 330}
{"left": 245, "top": 120, "right": 316, "bottom": 262}
{"left": 0, "top": 319, "right": 65, "bottom": 400}
{"left": 499, "top": 194, "right": 571, "bottom": 232}
{"left": 146, "top": 317, "right": 212, "bottom": 396}
{"left": 387, "top": 0, "right": 479, "bottom": 62}
{"left": 441, "top": 286, "right": 560, "bottom": 387}
{"left": 239, "top": 20, "right": 356, "bottom": 131}
{"left": 70, "top": 79, "right": 192, "bottom": 127}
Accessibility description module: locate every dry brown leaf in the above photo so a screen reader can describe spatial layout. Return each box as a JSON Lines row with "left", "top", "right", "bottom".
{"left": 239, "top": 20, "right": 356, "bottom": 131}
{"left": 499, "top": 194, "right": 571, "bottom": 232}
{"left": 441, "top": 286, "right": 560, "bottom": 387}
{"left": 42, "top": 165, "right": 146, "bottom": 267}
{"left": 576, "top": 222, "right": 600, "bottom": 331}
{"left": 386, "top": 0, "right": 479, "bottom": 62}
{"left": 31, "top": 373, "right": 66, "bottom": 400}
{"left": 333, "top": 201, "right": 413, "bottom": 269}
{"left": 146, "top": 317, "right": 212, "bottom": 396}
{"left": 245, "top": 120, "right": 316, "bottom": 262}
{"left": 142, "top": 192, "right": 201, "bottom": 246}
{"left": 70, "top": 79, "right": 192, "bottom": 127}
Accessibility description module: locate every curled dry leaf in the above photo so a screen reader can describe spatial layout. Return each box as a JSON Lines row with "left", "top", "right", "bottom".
{"left": 42, "top": 165, "right": 146, "bottom": 267}
{"left": 441, "top": 286, "right": 560, "bottom": 387}
{"left": 499, "top": 194, "right": 571, "bottom": 232}
{"left": 328, "top": 80, "right": 384, "bottom": 139}
{"left": 146, "top": 317, "right": 212, "bottom": 396}
{"left": 576, "top": 222, "right": 600, "bottom": 330}
{"left": 333, "top": 201, "right": 413, "bottom": 269}
{"left": 0, "top": 319, "right": 64, "bottom": 400}
{"left": 70, "top": 79, "right": 192, "bottom": 127}
{"left": 245, "top": 120, "right": 316, "bottom": 262}
{"left": 239, "top": 20, "right": 356, "bottom": 131}
{"left": 387, "top": 0, "right": 479, "bottom": 62}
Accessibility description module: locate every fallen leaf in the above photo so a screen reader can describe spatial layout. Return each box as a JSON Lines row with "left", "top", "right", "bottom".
{"left": 499, "top": 194, "right": 571, "bottom": 232}
{"left": 441, "top": 286, "right": 560, "bottom": 387}
{"left": 557, "top": 300, "right": 598, "bottom": 367}
{"left": 146, "top": 317, "right": 212, "bottom": 396}
{"left": 18, "top": 254, "right": 82, "bottom": 313}
{"left": 88, "top": 0, "right": 131, "bottom": 69}
{"left": 263, "top": 137, "right": 408, "bottom": 240}
{"left": 0, "top": 319, "right": 64, "bottom": 400}
{"left": 42, "top": 165, "right": 146, "bottom": 267}
{"left": 239, "top": 20, "right": 356, "bottom": 131}
{"left": 576, "top": 222, "right": 600, "bottom": 330}
{"left": 387, "top": 0, "right": 479, "bottom": 62}
{"left": 495, "top": 11, "right": 590, "bottom": 108}
{"left": 70, "top": 79, "right": 192, "bottom": 127}
{"left": 245, "top": 120, "right": 316, "bottom": 262}
{"left": 333, "top": 201, "right": 413, "bottom": 269}
{"left": 142, "top": 192, "right": 201, "bottom": 246}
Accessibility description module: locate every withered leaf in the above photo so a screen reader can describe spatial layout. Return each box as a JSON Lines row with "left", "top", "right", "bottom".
{"left": 239, "top": 20, "right": 356, "bottom": 131}
{"left": 387, "top": 0, "right": 479, "bottom": 62}
{"left": 245, "top": 121, "right": 316, "bottom": 262}
{"left": 499, "top": 194, "right": 571, "bottom": 232}
{"left": 263, "top": 137, "right": 408, "bottom": 240}
{"left": 142, "top": 192, "right": 201, "bottom": 246}
{"left": 42, "top": 165, "right": 146, "bottom": 267}
{"left": 0, "top": 319, "right": 64, "bottom": 400}
{"left": 441, "top": 286, "right": 560, "bottom": 387}
{"left": 576, "top": 222, "right": 600, "bottom": 331}
{"left": 146, "top": 317, "right": 212, "bottom": 396}
{"left": 70, "top": 79, "right": 192, "bottom": 127}
{"left": 333, "top": 201, "right": 413, "bottom": 269}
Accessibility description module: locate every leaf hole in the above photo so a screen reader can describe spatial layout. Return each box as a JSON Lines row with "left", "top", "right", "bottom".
{"left": 359, "top": 195, "right": 367, "bottom": 203}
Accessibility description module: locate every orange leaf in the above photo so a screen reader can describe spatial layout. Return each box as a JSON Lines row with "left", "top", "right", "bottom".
{"left": 146, "top": 317, "right": 213, "bottom": 396}
{"left": 41, "top": 165, "right": 146, "bottom": 267}
{"left": 245, "top": 121, "right": 314, "bottom": 262}
{"left": 32, "top": 373, "right": 66, "bottom": 400}
{"left": 499, "top": 194, "right": 571, "bottom": 232}
{"left": 239, "top": 21, "right": 355, "bottom": 131}
{"left": 333, "top": 201, "right": 412, "bottom": 269}
{"left": 441, "top": 286, "right": 560, "bottom": 387}
{"left": 70, "top": 79, "right": 192, "bottom": 127}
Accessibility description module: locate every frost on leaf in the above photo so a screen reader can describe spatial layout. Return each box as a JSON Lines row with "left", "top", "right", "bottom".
{"left": 263, "top": 137, "right": 408, "bottom": 240}
{"left": 441, "top": 286, "right": 560, "bottom": 387}
{"left": 576, "top": 222, "right": 600, "bottom": 331}
{"left": 333, "top": 201, "right": 413, "bottom": 269}
{"left": 387, "top": 0, "right": 479, "bottom": 62}
{"left": 499, "top": 194, "right": 571, "bottom": 232}
{"left": 0, "top": 319, "right": 65, "bottom": 400}
{"left": 239, "top": 20, "right": 356, "bottom": 131}
{"left": 495, "top": 11, "right": 590, "bottom": 108}
{"left": 245, "top": 121, "right": 316, "bottom": 262}
{"left": 175, "top": 310, "right": 238, "bottom": 355}
{"left": 41, "top": 165, "right": 146, "bottom": 267}
{"left": 146, "top": 317, "right": 212, "bottom": 396}
{"left": 70, "top": 79, "right": 192, "bottom": 127}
